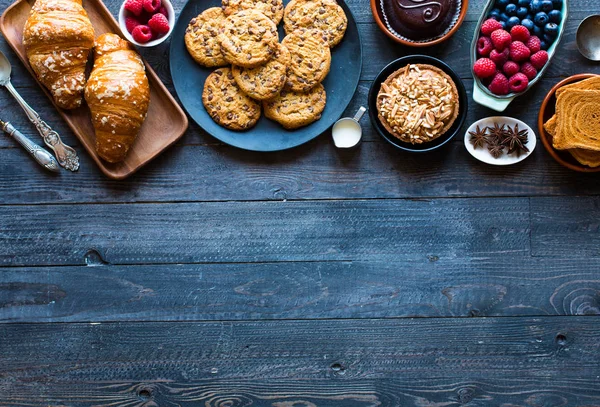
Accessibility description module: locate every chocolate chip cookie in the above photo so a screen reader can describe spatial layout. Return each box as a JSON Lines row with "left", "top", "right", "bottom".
{"left": 284, "top": 0, "right": 348, "bottom": 47}
{"left": 222, "top": 0, "right": 284, "bottom": 25}
{"left": 185, "top": 7, "right": 228, "bottom": 67}
{"left": 281, "top": 28, "right": 331, "bottom": 92}
{"left": 232, "top": 43, "right": 290, "bottom": 101}
{"left": 218, "top": 10, "right": 279, "bottom": 68}
{"left": 263, "top": 83, "right": 326, "bottom": 129}
{"left": 203, "top": 67, "right": 261, "bottom": 130}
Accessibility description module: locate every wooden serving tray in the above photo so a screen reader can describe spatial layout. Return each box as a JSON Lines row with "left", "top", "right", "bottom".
{"left": 0, "top": 0, "right": 188, "bottom": 179}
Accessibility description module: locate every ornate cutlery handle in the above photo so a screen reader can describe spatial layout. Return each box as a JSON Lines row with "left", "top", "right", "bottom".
{"left": 3, "top": 121, "right": 60, "bottom": 172}
{"left": 4, "top": 81, "right": 79, "bottom": 171}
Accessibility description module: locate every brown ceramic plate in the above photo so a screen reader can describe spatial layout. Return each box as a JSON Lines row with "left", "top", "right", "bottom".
{"left": 370, "top": 0, "right": 468, "bottom": 47}
{"left": 538, "top": 73, "right": 600, "bottom": 173}
{"left": 0, "top": 0, "right": 188, "bottom": 179}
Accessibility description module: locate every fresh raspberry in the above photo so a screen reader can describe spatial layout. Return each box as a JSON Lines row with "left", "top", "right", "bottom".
{"left": 503, "top": 61, "right": 520, "bottom": 77}
{"left": 488, "top": 72, "right": 509, "bottom": 95}
{"left": 477, "top": 36, "right": 494, "bottom": 56}
{"left": 148, "top": 13, "right": 169, "bottom": 35}
{"left": 142, "top": 0, "right": 161, "bottom": 13}
{"left": 481, "top": 18, "right": 503, "bottom": 36}
{"left": 125, "top": 16, "right": 141, "bottom": 34}
{"left": 473, "top": 58, "right": 497, "bottom": 79}
{"left": 490, "top": 48, "right": 509, "bottom": 66}
{"left": 530, "top": 50, "right": 549, "bottom": 70}
{"left": 124, "top": 0, "right": 143, "bottom": 16}
{"left": 510, "top": 25, "right": 530, "bottom": 42}
{"left": 137, "top": 10, "right": 152, "bottom": 24}
{"left": 491, "top": 29, "right": 511, "bottom": 51}
{"left": 508, "top": 72, "right": 529, "bottom": 93}
{"left": 520, "top": 62, "right": 538, "bottom": 80}
{"left": 526, "top": 36, "right": 541, "bottom": 53}
{"left": 158, "top": 6, "right": 168, "bottom": 18}
{"left": 509, "top": 41, "right": 531, "bottom": 62}
{"left": 132, "top": 24, "right": 153, "bottom": 43}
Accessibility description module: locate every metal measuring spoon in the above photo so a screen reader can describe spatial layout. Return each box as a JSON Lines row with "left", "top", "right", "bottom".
{"left": 332, "top": 106, "right": 366, "bottom": 149}
{"left": 0, "top": 50, "right": 79, "bottom": 171}
{"left": 577, "top": 15, "right": 600, "bottom": 61}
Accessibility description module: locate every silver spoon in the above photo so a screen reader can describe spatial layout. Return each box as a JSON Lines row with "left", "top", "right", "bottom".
{"left": 0, "top": 50, "right": 79, "bottom": 171}
{"left": 576, "top": 15, "right": 600, "bottom": 61}
{"left": 1, "top": 119, "right": 60, "bottom": 172}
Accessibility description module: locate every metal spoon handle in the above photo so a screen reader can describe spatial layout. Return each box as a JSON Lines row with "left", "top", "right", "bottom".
{"left": 4, "top": 81, "right": 79, "bottom": 171}
{"left": 2, "top": 121, "right": 60, "bottom": 172}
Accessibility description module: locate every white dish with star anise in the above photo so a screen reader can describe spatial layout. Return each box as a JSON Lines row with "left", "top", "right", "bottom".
{"left": 464, "top": 116, "right": 536, "bottom": 166}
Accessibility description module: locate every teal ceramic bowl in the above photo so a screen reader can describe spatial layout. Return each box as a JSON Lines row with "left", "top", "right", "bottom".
{"left": 471, "top": 0, "right": 568, "bottom": 112}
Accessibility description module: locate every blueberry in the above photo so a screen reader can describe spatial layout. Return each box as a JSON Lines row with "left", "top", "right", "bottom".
{"left": 499, "top": 20, "right": 507, "bottom": 29}
{"left": 541, "top": 0, "right": 553, "bottom": 11}
{"left": 518, "top": 0, "right": 529, "bottom": 6}
{"left": 516, "top": 7, "right": 528, "bottom": 18}
{"left": 540, "top": 40, "right": 549, "bottom": 50}
{"left": 489, "top": 9, "right": 502, "bottom": 19}
{"left": 507, "top": 16, "right": 521, "bottom": 29}
{"left": 497, "top": 0, "right": 510, "bottom": 8}
{"left": 529, "top": 0, "right": 543, "bottom": 13}
{"left": 548, "top": 10, "right": 561, "bottom": 23}
{"left": 500, "top": 12, "right": 510, "bottom": 21}
{"left": 521, "top": 18, "right": 535, "bottom": 31}
{"left": 505, "top": 3, "right": 517, "bottom": 15}
{"left": 544, "top": 22, "right": 559, "bottom": 37}
{"left": 551, "top": 0, "right": 562, "bottom": 8}
{"left": 533, "top": 24, "right": 543, "bottom": 37}
{"left": 534, "top": 12, "right": 549, "bottom": 26}
{"left": 543, "top": 33, "right": 555, "bottom": 44}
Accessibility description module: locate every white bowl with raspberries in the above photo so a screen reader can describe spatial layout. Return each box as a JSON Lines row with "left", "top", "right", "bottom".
{"left": 119, "top": 0, "right": 175, "bottom": 47}
{"left": 471, "top": 0, "right": 567, "bottom": 111}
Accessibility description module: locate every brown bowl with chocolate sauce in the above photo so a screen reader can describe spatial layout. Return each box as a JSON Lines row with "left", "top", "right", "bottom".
{"left": 370, "top": 0, "right": 468, "bottom": 47}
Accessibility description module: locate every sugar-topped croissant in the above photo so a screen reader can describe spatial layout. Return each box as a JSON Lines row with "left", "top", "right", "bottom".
{"left": 84, "top": 33, "right": 150, "bottom": 163}
{"left": 23, "top": 0, "right": 94, "bottom": 109}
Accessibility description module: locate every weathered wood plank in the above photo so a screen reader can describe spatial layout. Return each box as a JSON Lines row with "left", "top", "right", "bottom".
{"left": 3, "top": 131, "right": 600, "bottom": 205}
{"left": 2, "top": 258, "right": 599, "bottom": 322}
{"left": 0, "top": 198, "right": 530, "bottom": 266}
{"left": 0, "top": 317, "right": 599, "bottom": 405}
{"left": 531, "top": 196, "right": 600, "bottom": 258}
{"left": 3, "top": 75, "right": 600, "bottom": 204}
{"left": 4, "top": 378, "right": 600, "bottom": 407}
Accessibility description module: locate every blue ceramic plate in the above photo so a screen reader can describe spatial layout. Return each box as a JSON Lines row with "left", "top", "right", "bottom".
{"left": 170, "top": 0, "right": 362, "bottom": 152}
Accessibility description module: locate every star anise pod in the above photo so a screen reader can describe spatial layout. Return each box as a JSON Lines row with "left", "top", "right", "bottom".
{"left": 468, "top": 125, "right": 488, "bottom": 149}
{"left": 486, "top": 122, "right": 507, "bottom": 145}
{"left": 487, "top": 138, "right": 505, "bottom": 158}
{"left": 501, "top": 123, "right": 530, "bottom": 157}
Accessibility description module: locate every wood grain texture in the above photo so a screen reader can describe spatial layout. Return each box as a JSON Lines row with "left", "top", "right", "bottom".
{"left": 2, "top": 258, "right": 599, "bottom": 322}
{"left": 0, "top": 317, "right": 599, "bottom": 405}
{"left": 3, "top": 78, "right": 600, "bottom": 205}
{"left": 531, "top": 196, "right": 600, "bottom": 258}
{"left": 0, "top": 198, "right": 530, "bottom": 266}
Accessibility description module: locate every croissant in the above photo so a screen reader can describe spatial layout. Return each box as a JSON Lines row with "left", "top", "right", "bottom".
{"left": 23, "top": 0, "right": 94, "bottom": 109}
{"left": 84, "top": 33, "right": 150, "bottom": 163}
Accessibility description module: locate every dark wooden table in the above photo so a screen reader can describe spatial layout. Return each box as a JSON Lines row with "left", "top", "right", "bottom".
{"left": 2, "top": 0, "right": 600, "bottom": 405}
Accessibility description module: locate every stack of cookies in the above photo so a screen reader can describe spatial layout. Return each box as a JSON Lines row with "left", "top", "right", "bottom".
{"left": 185, "top": 0, "right": 347, "bottom": 130}
{"left": 544, "top": 76, "right": 600, "bottom": 168}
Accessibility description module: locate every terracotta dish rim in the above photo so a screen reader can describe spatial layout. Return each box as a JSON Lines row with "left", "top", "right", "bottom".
{"left": 369, "top": 0, "right": 469, "bottom": 47}
{"left": 537, "top": 73, "right": 600, "bottom": 173}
